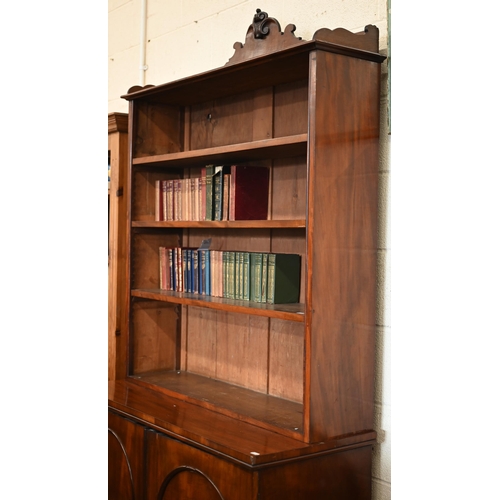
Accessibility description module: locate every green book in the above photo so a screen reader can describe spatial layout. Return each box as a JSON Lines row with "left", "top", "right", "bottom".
{"left": 261, "top": 252, "right": 268, "bottom": 303}
{"left": 234, "top": 252, "right": 242, "bottom": 300}
{"left": 242, "top": 252, "right": 250, "bottom": 301}
{"left": 228, "top": 251, "right": 235, "bottom": 300}
{"left": 267, "top": 253, "right": 301, "bottom": 304}
{"left": 205, "top": 165, "right": 215, "bottom": 221}
{"left": 250, "top": 252, "right": 263, "bottom": 303}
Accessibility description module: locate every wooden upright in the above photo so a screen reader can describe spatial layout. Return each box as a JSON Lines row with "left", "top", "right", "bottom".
{"left": 108, "top": 10, "right": 385, "bottom": 499}
{"left": 108, "top": 112, "right": 128, "bottom": 381}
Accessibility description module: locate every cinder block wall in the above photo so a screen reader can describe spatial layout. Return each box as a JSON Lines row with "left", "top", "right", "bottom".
{"left": 108, "top": 2, "right": 391, "bottom": 498}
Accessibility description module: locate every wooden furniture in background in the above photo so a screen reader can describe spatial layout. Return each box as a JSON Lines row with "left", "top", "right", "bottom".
{"left": 108, "top": 112, "right": 128, "bottom": 381}
{"left": 109, "top": 10, "right": 385, "bottom": 499}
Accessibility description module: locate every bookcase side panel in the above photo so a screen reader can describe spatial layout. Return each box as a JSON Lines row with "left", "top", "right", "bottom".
{"left": 307, "top": 51, "right": 381, "bottom": 441}
{"left": 133, "top": 101, "right": 183, "bottom": 158}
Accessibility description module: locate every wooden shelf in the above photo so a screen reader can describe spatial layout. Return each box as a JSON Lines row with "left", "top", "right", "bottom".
{"left": 129, "top": 370, "right": 303, "bottom": 439}
{"left": 132, "top": 134, "right": 307, "bottom": 168}
{"left": 132, "top": 219, "right": 306, "bottom": 229}
{"left": 131, "top": 289, "right": 305, "bottom": 322}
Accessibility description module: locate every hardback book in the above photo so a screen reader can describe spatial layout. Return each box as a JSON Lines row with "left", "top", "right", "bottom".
{"left": 250, "top": 253, "right": 263, "bottom": 303}
{"left": 222, "top": 173, "right": 231, "bottom": 221}
{"left": 242, "top": 252, "right": 250, "bottom": 301}
{"left": 261, "top": 252, "right": 268, "bottom": 303}
{"left": 267, "top": 253, "right": 301, "bottom": 304}
{"left": 205, "top": 165, "right": 215, "bottom": 221}
{"left": 229, "top": 165, "right": 270, "bottom": 220}
{"left": 162, "top": 180, "right": 168, "bottom": 221}
{"left": 213, "top": 166, "right": 231, "bottom": 221}
{"left": 200, "top": 167, "right": 207, "bottom": 221}
{"left": 166, "top": 180, "right": 174, "bottom": 221}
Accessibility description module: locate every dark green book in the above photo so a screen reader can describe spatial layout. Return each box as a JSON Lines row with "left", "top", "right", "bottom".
{"left": 213, "top": 165, "right": 230, "bottom": 221}
{"left": 205, "top": 165, "right": 215, "bottom": 221}
{"left": 228, "top": 251, "right": 235, "bottom": 300}
{"left": 267, "top": 253, "right": 301, "bottom": 304}
{"left": 250, "top": 252, "right": 263, "bottom": 303}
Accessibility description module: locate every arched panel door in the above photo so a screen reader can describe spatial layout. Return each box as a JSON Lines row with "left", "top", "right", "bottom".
{"left": 158, "top": 466, "right": 225, "bottom": 500}
{"left": 108, "top": 428, "right": 135, "bottom": 500}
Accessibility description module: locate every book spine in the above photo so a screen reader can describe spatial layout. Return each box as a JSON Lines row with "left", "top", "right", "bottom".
{"left": 174, "top": 180, "right": 180, "bottom": 221}
{"left": 222, "top": 173, "right": 230, "bottom": 221}
{"left": 228, "top": 252, "right": 235, "bottom": 300}
{"left": 261, "top": 252, "right": 268, "bottom": 303}
{"left": 162, "top": 180, "right": 167, "bottom": 221}
{"left": 205, "top": 250, "right": 211, "bottom": 296}
{"left": 200, "top": 168, "right": 207, "bottom": 221}
{"left": 205, "top": 165, "right": 214, "bottom": 221}
{"left": 267, "top": 253, "right": 276, "bottom": 303}
{"left": 213, "top": 168, "right": 222, "bottom": 221}
{"left": 155, "top": 180, "right": 161, "bottom": 221}
{"left": 229, "top": 165, "right": 236, "bottom": 221}
{"left": 243, "top": 252, "right": 250, "bottom": 301}
{"left": 234, "top": 251, "right": 241, "bottom": 300}
{"left": 190, "top": 177, "right": 196, "bottom": 221}
{"left": 166, "top": 180, "right": 174, "bottom": 221}
{"left": 168, "top": 248, "right": 174, "bottom": 291}
{"left": 193, "top": 250, "right": 199, "bottom": 294}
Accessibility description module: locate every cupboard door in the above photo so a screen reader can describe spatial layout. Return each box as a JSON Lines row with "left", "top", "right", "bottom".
{"left": 108, "top": 411, "right": 145, "bottom": 500}
{"left": 146, "top": 430, "right": 256, "bottom": 500}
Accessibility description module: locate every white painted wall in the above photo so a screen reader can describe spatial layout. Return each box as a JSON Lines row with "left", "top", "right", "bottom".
{"left": 108, "top": 2, "right": 391, "bottom": 498}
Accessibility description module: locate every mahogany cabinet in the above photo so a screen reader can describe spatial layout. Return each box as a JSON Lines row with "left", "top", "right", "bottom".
{"left": 109, "top": 9, "right": 385, "bottom": 499}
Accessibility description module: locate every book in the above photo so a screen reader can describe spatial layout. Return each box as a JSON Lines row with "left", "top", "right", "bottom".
{"left": 229, "top": 165, "right": 270, "bottom": 220}
{"left": 261, "top": 252, "right": 268, "bottom": 303}
{"left": 213, "top": 166, "right": 231, "bottom": 221}
{"left": 162, "top": 180, "right": 168, "bottom": 221}
{"left": 242, "top": 252, "right": 250, "bottom": 301}
{"left": 166, "top": 180, "right": 174, "bottom": 220}
{"left": 267, "top": 253, "right": 301, "bottom": 304}
{"left": 205, "top": 165, "right": 215, "bottom": 221}
{"left": 222, "top": 173, "right": 230, "bottom": 221}
{"left": 250, "top": 252, "right": 263, "bottom": 303}
{"left": 200, "top": 168, "right": 207, "bottom": 221}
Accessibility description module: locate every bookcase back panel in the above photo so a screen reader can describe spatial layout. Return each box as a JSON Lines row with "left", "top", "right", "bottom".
{"left": 185, "top": 308, "right": 270, "bottom": 393}
{"left": 132, "top": 231, "right": 181, "bottom": 289}
{"left": 268, "top": 318, "right": 304, "bottom": 403}
{"left": 131, "top": 300, "right": 178, "bottom": 374}
{"left": 189, "top": 91, "right": 261, "bottom": 150}
{"left": 270, "top": 157, "right": 307, "bottom": 220}
{"left": 133, "top": 102, "right": 183, "bottom": 158}
{"left": 132, "top": 169, "right": 182, "bottom": 221}
{"left": 273, "top": 80, "right": 309, "bottom": 138}
{"left": 186, "top": 228, "right": 272, "bottom": 254}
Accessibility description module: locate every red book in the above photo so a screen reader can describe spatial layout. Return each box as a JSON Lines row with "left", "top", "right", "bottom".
{"left": 229, "top": 166, "right": 270, "bottom": 220}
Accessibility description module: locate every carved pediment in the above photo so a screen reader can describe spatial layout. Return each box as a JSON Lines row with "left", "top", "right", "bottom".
{"left": 225, "top": 9, "right": 306, "bottom": 66}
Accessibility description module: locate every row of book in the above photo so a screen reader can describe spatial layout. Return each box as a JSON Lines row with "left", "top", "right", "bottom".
{"left": 155, "top": 165, "right": 270, "bottom": 222}
{"left": 159, "top": 247, "right": 301, "bottom": 304}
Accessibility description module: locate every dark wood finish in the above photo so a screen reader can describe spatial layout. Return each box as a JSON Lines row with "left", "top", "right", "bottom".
{"left": 108, "top": 410, "right": 145, "bottom": 500}
{"left": 108, "top": 112, "right": 128, "bottom": 381}
{"left": 110, "top": 11, "right": 384, "bottom": 499}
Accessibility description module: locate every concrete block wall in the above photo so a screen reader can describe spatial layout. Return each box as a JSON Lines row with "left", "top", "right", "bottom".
{"left": 108, "top": 2, "right": 391, "bottom": 498}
